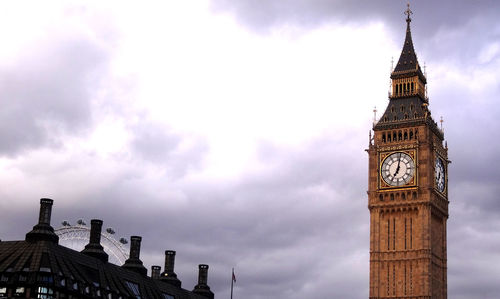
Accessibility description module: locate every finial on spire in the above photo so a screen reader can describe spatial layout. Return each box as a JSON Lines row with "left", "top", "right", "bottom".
{"left": 373, "top": 106, "right": 377, "bottom": 124}
{"left": 405, "top": 2, "right": 413, "bottom": 23}
{"left": 440, "top": 116, "right": 444, "bottom": 132}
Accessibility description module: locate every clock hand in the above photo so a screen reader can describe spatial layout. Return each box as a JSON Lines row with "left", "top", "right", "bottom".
{"left": 393, "top": 153, "right": 402, "bottom": 177}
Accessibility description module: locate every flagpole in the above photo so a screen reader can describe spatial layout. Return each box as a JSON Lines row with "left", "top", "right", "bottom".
{"left": 230, "top": 268, "right": 234, "bottom": 299}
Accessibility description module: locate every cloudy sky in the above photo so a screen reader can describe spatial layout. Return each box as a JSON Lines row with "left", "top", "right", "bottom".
{"left": 0, "top": 1, "right": 499, "bottom": 298}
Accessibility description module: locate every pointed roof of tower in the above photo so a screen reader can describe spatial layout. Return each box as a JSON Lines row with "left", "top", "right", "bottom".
{"left": 374, "top": 4, "right": 441, "bottom": 137}
{"left": 391, "top": 3, "right": 426, "bottom": 83}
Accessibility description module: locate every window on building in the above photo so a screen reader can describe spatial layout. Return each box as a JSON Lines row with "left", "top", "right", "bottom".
{"left": 38, "top": 274, "right": 53, "bottom": 283}
{"left": 15, "top": 287, "right": 25, "bottom": 296}
{"left": 125, "top": 281, "right": 142, "bottom": 299}
{"left": 37, "top": 286, "right": 54, "bottom": 299}
{"left": 0, "top": 287, "right": 6, "bottom": 295}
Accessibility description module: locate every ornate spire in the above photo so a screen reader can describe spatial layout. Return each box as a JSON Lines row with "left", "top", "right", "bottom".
{"left": 393, "top": 2, "right": 422, "bottom": 75}
{"left": 405, "top": 2, "right": 413, "bottom": 23}
{"left": 388, "top": 3, "right": 427, "bottom": 101}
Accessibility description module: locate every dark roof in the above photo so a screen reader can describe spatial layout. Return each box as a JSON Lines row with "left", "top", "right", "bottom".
{"left": 391, "top": 17, "right": 426, "bottom": 83}
{"left": 379, "top": 96, "right": 425, "bottom": 123}
{"left": 0, "top": 199, "right": 214, "bottom": 299}
{"left": 0, "top": 240, "right": 207, "bottom": 299}
{"left": 374, "top": 96, "right": 442, "bottom": 139}
{"left": 375, "top": 96, "right": 425, "bottom": 128}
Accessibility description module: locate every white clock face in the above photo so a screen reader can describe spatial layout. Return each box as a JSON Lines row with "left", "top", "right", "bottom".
{"left": 435, "top": 157, "right": 445, "bottom": 192}
{"left": 381, "top": 152, "right": 415, "bottom": 187}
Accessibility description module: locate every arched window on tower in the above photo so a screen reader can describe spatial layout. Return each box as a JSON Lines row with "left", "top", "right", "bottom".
{"left": 398, "top": 131, "right": 402, "bottom": 141}
{"left": 410, "top": 130, "right": 413, "bottom": 140}
{"left": 382, "top": 133, "right": 386, "bottom": 143}
{"left": 404, "top": 131, "right": 408, "bottom": 140}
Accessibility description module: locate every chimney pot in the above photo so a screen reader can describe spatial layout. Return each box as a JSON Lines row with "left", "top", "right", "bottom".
{"left": 165, "top": 250, "right": 176, "bottom": 274}
{"left": 122, "top": 235, "right": 147, "bottom": 276}
{"left": 130, "top": 236, "right": 142, "bottom": 260}
{"left": 89, "top": 219, "right": 103, "bottom": 245}
{"left": 81, "top": 219, "right": 109, "bottom": 263}
{"left": 198, "top": 264, "right": 209, "bottom": 285}
{"left": 39, "top": 198, "right": 54, "bottom": 225}
{"left": 151, "top": 266, "right": 161, "bottom": 279}
{"left": 193, "top": 264, "right": 214, "bottom": 299}
{"left": 25, "top": 198, "right": 59, "bottom": 243}
{"left": 160, "top": 250, "right": 181, "bottom": 287}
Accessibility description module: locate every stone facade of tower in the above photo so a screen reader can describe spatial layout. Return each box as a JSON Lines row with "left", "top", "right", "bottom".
{"left": 367, "top": 8, "right": 449, "bottom": 299}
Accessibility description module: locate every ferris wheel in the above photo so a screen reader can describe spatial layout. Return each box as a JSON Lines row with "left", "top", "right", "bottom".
{"left": 55, "top": 219, "right": 129, "bottom": 265}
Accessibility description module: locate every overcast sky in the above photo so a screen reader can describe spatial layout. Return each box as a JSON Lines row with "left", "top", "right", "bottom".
{"left": 0, "top": 1, "right": 499, "bottom": 298}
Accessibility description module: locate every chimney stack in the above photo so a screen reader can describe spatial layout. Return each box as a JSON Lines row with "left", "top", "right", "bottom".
{"left": 81, "top": 219, "right": 109, "bottom": 263}
{"left": 160, "top": 250, "right": 181, "bottom": 287}
{"left": 151, "top": 266, "right": 161, "bottom": 279}
{"left": 122, "top": 236, "right": 147, "bottom": 276}
{"left": 192, "top": 264, "right": 214, "bottom": 299}
{"left": 26, "top": 198, "right": 59, "bottom": 243}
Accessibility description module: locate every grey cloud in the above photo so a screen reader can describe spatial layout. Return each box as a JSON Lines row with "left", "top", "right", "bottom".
{"left": 0, "top": 34, "right": 110, "bottom": 156}
{"left": 209, "top": 0, "right": 497, "bottom": 33}
{"left": 210, "top": 0, "right": 500, "bottom": 66}
{"left": 130, "top": 120, "right": 209, "bottom": 177}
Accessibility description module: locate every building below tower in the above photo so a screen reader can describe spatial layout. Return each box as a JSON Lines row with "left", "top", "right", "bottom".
{"left": 0, "top": 198, "right": 215, "bottom": 299}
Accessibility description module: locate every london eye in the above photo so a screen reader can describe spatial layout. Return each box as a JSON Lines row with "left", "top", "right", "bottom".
{"left": 55, "top": 219, "right": 129, "bottom": 265}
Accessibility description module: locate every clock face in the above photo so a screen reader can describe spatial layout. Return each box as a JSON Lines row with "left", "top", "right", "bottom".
{"left": 381, "top": 152, "right": 415, "bottom": 187}
{"left": 435, "top": 157, "right": 446, "bottom": 192}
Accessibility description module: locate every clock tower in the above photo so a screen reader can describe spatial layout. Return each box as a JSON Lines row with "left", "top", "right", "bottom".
{"left": 367, "top": 5, "right": 449, "bottom": 299}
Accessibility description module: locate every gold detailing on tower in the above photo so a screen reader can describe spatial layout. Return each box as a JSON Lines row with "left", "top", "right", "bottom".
{"left": 391, "top": 76, "right": 425, "bottom": 98}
